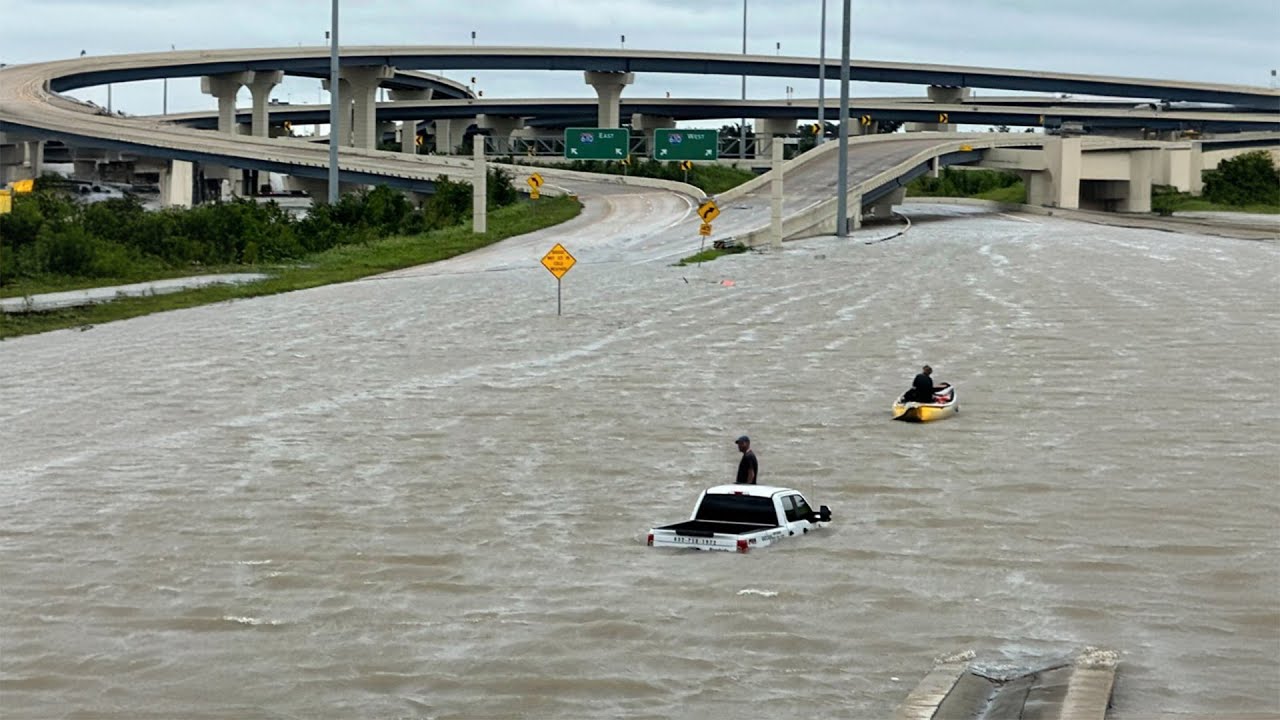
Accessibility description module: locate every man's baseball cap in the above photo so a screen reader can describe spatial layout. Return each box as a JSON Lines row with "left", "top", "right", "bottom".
{"left": 735, "top": 435, "right": 750, "bottom": 444}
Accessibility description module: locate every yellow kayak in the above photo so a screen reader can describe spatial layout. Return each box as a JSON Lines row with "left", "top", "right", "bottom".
{"left": 892, "top": 384, "right": 958, "bottom": 423}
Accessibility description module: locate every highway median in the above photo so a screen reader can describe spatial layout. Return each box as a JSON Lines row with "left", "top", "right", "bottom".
{"left": 0, "top": 190, "right": 581, "bottom": 340}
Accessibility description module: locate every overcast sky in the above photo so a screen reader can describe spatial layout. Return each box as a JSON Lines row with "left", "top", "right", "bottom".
{"left": 1, "top": 0, "right": 1276, "bottom": 117}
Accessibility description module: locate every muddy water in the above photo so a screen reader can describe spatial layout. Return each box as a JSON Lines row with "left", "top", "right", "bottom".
{"left": 2, "top": 205, "right": 1276, "bottom": 718}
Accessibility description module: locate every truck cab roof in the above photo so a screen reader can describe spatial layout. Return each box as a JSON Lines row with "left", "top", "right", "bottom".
{"left": 703, "top": 484, "right": 798, "bottom": 498}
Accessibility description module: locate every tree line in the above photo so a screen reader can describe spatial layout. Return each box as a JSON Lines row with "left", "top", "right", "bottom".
{"left": 0, "top": 170, "right": 518, "bottom": 282}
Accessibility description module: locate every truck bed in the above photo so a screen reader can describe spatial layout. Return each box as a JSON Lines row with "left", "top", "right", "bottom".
{"left": 653, "top": 519, "right": 776, "bottom": 538}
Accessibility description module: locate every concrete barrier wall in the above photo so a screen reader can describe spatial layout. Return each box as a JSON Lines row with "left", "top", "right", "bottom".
{"left": 729, "top": 134, "right": 1048, "bottom": 245}
{"left": 491, "top": 161, "right": 703, "bottom": 199}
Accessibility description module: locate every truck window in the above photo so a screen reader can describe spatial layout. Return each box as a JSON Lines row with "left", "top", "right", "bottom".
{"left": 789, "top": 494, "right": 812, "bottom": 521}
{"left": 695, "top": 494, "right": 778, "bottom": 526}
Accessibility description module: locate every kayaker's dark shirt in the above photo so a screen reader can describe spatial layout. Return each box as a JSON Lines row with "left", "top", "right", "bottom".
{"left": 911, "top": 372, "right": 934, "bottom": 402}
{"left": 736, "top": 450, "right": 758, "bottom": 484}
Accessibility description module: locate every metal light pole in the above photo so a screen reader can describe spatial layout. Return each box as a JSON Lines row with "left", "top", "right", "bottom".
{"left": 162, "top": 44, "right": 174, "bottom": 116}
{"left": 817, "top": 0, "right": 827, "bottom": 143}
{"left": 834, "top": 0, "right": 851, "bottom": 238}
{"left": 327, "top": 0, "right": 340, "bottom": 204}
{"left": 739, "top": 0, "right": 748, "bottom": 162}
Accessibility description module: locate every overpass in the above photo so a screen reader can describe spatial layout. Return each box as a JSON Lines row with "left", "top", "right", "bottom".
{"left": 159, "top": 97, "right": 1280, "bottom": 137}
{"left": 1, "top": 47, "right": 1277, "bottom": 246}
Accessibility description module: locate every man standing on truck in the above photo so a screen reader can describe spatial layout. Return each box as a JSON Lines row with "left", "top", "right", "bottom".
{"left": 735, "top": 435, "right": 757, "bottom": 484}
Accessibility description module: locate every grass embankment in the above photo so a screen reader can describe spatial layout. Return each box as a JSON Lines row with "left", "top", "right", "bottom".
{"left": 1153, "top": 190, "right": 1280, "bottom": 215}
{"left": 0, "top": 196, "right": 580, "bottom": 340}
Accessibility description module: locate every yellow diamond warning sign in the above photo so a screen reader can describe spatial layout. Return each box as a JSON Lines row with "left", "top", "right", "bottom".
{"left": 541, "top": 243, "right": 576, "bottom": 279}
{"left": 697, "top": 199, "right": 720, "bottom": 223}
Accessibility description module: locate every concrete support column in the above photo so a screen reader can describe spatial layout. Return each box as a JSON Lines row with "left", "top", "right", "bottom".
{"left": 930, "top": 155, "right": 941, "bottom": 178}
{"left": 1121, "top": 149, "right": 1157, "bottom": 213}
{"left": 247, "top": 70, "right": 284, "bottom": 138}
{"left": 159, "top": 160, "right": 194, "bottom": 208}
{"left": 389, "top": 89, "right": 432, "bottom": 154}
{"left": 433, "top": 118, "right": 468, "bottom": 155}
{"left": 1188, "top": 142, "right": 1205, "bottom": 195}
{"left": 769, "top": 140, "right": 784, "bottom": 250}
{"left": 864, "top": 187, "right": 905, "bottom": 222}
{"left": 0, "top": 142, "right": 23, "bottom": 186}
{"left": 1030, "top": 136, "right": 1082, "bottom": 209}
{"left": 919, "top": 85, "right": 970, "bottom": 132}
{"left": 25, "top": 140, "right": 44, "bottom": 178}
{"left": 472, "top": 134, "right": 487, "bottom": 234}
{"left": 631, "top": 113, "right": 676, "bottom": 157}
{"left": 400, "top": 120, "right": 420, "bottom": 153}
{"left": 477, "top": 115, "right": 524, "bottom": 155}
{"left": 754, "top": 117, "right": 796, "bottom": 161}
{"left": 200, "top": 72, "right": 252, "bottom": 134}
{"left": 320, "top": 77, "right": 353, "bottom": 147}
{"left": 341, "top": 65, "right": 396, "bottom": 150}
{"left": 73, "top": 159, "right": 99, "bottom": 180}
{"left": 584, "top": 71, "right": 634, "bottom": 128}
{"left": 377, "top": 121, "right": 397, "bottom": 148}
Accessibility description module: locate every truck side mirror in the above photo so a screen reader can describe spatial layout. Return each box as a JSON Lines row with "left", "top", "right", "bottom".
{"left": 808, "top": 506, "right": 832, "bottom": 523}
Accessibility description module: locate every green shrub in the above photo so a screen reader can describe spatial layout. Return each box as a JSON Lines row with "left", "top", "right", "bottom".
{"left": 1202, "top": 151, "right": 1280, "bottom": 207}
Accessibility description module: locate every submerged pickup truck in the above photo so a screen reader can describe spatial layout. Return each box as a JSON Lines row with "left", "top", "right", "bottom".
{"left": 647, "top": 484, "right": 832, "bottom": 553}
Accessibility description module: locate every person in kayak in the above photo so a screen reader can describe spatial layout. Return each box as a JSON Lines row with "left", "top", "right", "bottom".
{"left": 907, "top": 365, "right": 935, "bottom": 403}
{"left": 735, "top": 435, "right": 757, "bottom": 484}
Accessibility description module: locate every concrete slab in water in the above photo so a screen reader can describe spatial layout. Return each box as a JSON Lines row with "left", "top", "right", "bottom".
{"left": 895, "top": 647, "right": 1119, "bottom": 720}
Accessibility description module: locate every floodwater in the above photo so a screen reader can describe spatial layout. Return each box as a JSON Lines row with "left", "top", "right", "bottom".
{"left": 1, "top": 203, "right": 1277, "bottom": 719}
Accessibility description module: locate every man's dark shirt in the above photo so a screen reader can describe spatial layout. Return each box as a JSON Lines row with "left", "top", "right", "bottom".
{"left": 736, "top": 450, "right": 758, "bottom": 484}
{"left": 911, "top": 373, "right": 934, "bottom": 402}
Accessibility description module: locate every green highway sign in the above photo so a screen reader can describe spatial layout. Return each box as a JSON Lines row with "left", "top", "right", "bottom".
{"left": 653, "top": 128, "right": 719, "bottom": 161}
{"left": 564, "top": 128, "right": 630, "bottom": 160}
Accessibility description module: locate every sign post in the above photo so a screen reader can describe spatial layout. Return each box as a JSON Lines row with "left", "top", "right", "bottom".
{"left": 653, "top": 129, "right": 719, "bottom": 161}
{"left": 540, "top": 243, "right": 577, "bottom": 316}
{"left": 526, "top": 172, "right": 544, "bottom": 200}
{"left": 563, "top": 128, "right": 629, "bottom": 160}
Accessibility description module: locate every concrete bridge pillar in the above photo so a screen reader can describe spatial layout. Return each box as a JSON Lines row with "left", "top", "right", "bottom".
{"left": 584, "top": 71, "right": 634, "bottom": 128}
{"left": 201, "top": 72, "right": 252, "bottom": 134}
{"left": 378, "top": 121, "right": 398, "bottom": 148}
{"left": 159, "top": 160, "right": 194, "bottom": 208}
{"left": 0, "top": 142, "right": 23, "bottom": 185}
{"left": 25, "top": 140, "right": 44, "bottom": 178}
{"left": 342, "top": 65, "right": 396, "bottom": 150}
{"left": 1188, "top": 142, "right": 1205, "bottom": 195}
{"left": 863, "top": 187, "right": 905, "bottom": 222}
{"left": 433, "top": 118, "right": 469, "bottom": 155}
{"left": 1121, "top": 149, "right": 1157, "bottom": 213}
{"left": 399, "top": 119, "right": 421, "bottom": 153}
{"left": 390, "top": 89, "right": 433, "bottom": 154}
{"left": 1028, "top": 136, "right": 1082, "bottom": 209}
{"left": 904, "top": 85, "right": 970, "bottom": 132}
{"left": 631, "top": 113, "right": 676, "bottom": 158}
{"left": 754, "top": 117, "right": 796, "bottom": 161}
{"left": 477, "top": 115, "right": 524, "bottom": 154}
{"left": 73, "top": 159, "right": 99, "bottom": 180}
{"left": 319, "top": 77, "right": 354, "bottom": 147}
{"left": 248, "top": 71, "right": 285, "bottom": 138}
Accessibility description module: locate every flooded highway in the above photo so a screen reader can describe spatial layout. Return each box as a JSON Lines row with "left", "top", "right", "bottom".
{"left": 1, "top": 204, "right": 1277, "bottom": 718}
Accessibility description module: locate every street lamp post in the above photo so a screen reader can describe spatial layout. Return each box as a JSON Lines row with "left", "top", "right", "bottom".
{"left": 817, "top": 0, "right": 827, "bottom": 144}
{"left": 162, "top": 44, "right": 174, "bottom": 115}
{"left": 835, "top": 0, "right": 851, "bottom": 238}
{"left": 328, "top": 0, "right": 339, "bottom": 204}
{"left": 739, "top": 0, "right": 747, "bottom": 162}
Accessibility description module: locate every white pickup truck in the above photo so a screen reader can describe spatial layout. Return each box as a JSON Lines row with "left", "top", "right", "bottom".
{"left": 647, "top": 484, "right": 832, "bottom": 553}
